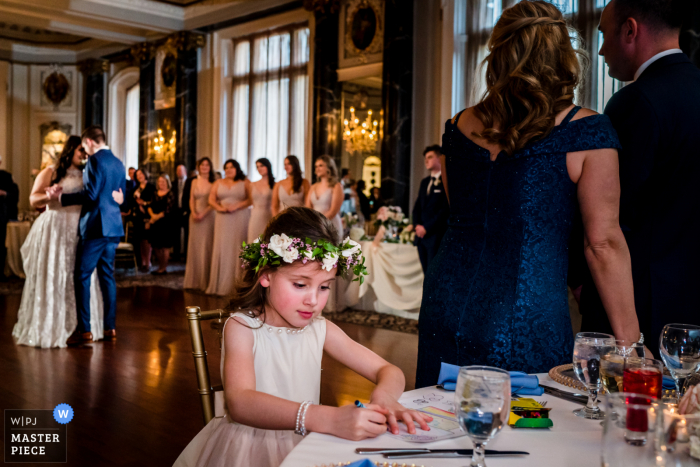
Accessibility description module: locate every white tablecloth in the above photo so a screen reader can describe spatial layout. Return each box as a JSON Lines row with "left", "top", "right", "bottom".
{"left": 280, "top": 374, "right": 602, "bottom": 467}
{"left": 337, "top": 241, "right": 424, "bottom": 318}
{"left": 4, "top": 221, "right": 30, "bottom": 278}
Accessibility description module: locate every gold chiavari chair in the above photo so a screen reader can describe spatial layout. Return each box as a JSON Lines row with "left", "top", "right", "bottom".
{"left": 186, "top": 306, "right": 227, "bottom": 425}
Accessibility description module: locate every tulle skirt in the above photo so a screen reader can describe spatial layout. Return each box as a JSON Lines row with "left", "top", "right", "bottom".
{"left": 174, "top": 415, "right": 301, "bottom": 467}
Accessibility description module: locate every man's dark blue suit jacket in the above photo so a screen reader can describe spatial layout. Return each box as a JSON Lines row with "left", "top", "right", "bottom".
{"left": 61, "top": 148, "right": 126, "bottom": 240}
{"left": 579, "top": 53, "right": 700, "bottom": 345}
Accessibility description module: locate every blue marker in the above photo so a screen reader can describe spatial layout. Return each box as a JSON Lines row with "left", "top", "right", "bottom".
{"left": 355, "top": 400, "right": 366, "bottom": 408}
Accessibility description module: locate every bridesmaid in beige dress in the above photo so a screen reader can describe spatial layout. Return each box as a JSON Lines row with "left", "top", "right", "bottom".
{"left": 184, "top": 157, "right": 216, "bottom": 290}
{"left": 205, "top": 159, "right": 252, "bottom": 296}
{"left": 305, "top": 155, "right": 343, "bottom": 241}
{"left": 271, "top": 155, "right": 310, "bottom": 216}
{"left": 247, "top": 158, "right": 274, "bottom": 243}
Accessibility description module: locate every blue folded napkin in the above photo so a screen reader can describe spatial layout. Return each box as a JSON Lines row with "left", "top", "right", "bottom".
{"left": 346, "top": 460, "right": 373, "bottom": 467}
{"left": 437, "top": 362, "right": 544, "bottom": 396}
{"left": 662, "top": 376, "right": 675, "bottom": 390}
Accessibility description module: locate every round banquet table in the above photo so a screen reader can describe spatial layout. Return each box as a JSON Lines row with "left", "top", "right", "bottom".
{"left": 4, "top": 221, "right": 31, "bottom": 278}
{"left": 334, "top": 241, "right": 424, "bottom": 318}
{"left": 280, "top": 374, "right": 602, "bottom": 467}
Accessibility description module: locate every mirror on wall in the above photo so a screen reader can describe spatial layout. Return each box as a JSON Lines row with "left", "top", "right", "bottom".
{"left": 340, "top": 80, "right": 382, "bottom": 196}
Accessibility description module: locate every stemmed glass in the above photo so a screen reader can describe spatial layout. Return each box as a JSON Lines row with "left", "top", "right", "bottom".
{"left": 573, "top": 332, "right": 616, "bottom": 419}
{"left": 601, "top": 341, "right": 646, "bottom": 395}
{"left": 659, "top": 323, "right": 700, "bottom": 400}
{"left": 454, "top": 366, "right": 511, "bottom": 467}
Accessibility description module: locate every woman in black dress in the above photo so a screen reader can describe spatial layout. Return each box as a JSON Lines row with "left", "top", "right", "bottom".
{"left": 147, "top": 174, "right": 176, "bottom": 275}
{"left": 131, "top": 169, "right": 156, "bottom": 272}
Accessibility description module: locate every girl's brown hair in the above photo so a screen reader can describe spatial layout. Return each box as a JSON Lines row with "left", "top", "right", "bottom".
{"left": 473, "top": 0, "right": 586, "bottom": 156}
{"left": 226, "top": 207, "right": 339, "bottom": 319}
{"left": 285, "top": 155, "right": 303, "bottom": 194}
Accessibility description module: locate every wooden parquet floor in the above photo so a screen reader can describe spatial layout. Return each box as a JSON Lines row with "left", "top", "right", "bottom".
{"left": 0, "top": 287, "right": 418, "bottom": 466}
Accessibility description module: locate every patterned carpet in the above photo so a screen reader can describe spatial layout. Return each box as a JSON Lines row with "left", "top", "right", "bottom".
{"left": 323, "top": 309, "right": 418, "bottom": 334}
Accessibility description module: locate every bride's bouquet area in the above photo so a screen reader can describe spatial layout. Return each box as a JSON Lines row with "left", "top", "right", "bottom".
{"left": 374, "top": 206, "right": 410, "bottom": 243}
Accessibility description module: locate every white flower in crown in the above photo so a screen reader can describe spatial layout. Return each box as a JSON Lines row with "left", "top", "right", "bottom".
{"left": 253, "top": 238, "right": 260, "bottom": 243}
{"left": 321, "top": 252, "right": 339, "bottom": 271}
{"left": 282, "top": 247, "right": 300, "bottom": 263}
{"left": 341, "top": 237, "right": 361, "bottom": 257}
{"left": 302, "top": 249, "right": 314, "bottom": 259}
{"left": 268, "top": 233, "right": 293, "bottom": 256}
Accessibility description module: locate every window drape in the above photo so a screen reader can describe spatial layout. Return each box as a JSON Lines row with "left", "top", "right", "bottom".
{"left": 125, "top": 83, "right": 140, "bottom": 174}
{"left": 457, "top": 0, "right": 622, "bottom": 112}
{"left": 230, "top": 25, "right": 310, "bottom": 181}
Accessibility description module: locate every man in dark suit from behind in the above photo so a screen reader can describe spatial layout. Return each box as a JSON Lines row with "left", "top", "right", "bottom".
{"left": 412, "top": 145, "right": 449, "bottom": 273}
{"left": 578, "top": 0, "right": 700, "bottom": 347}
{"left": 0, "top": 156, "right": 19, "bottom": 280}
{"left": 172, "top": 164, "right": 192, "bottom": 261}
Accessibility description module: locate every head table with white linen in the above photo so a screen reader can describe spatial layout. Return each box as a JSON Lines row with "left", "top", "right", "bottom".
{"left": 328, "top": 241, "right": 424, "bottom": 319}
{"left": 280, "top": 374, "right": 601, "bottom": 467}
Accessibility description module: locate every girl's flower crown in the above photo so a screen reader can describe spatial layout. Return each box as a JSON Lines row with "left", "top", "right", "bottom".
{"left": 239, "top": 234, "right": 369, "bottom": 284}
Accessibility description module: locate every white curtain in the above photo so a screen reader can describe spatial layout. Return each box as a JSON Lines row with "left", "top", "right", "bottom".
{"left": 231, "top": 25, "right": 310, "bottom": 181}
{"left": 457, "top": 0, "right": 623, "bottom": 112}
{"left": 125, "top": 84, "right": 140, "bottom": 173}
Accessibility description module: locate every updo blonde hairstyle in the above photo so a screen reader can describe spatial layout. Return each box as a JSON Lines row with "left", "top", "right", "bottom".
{"left": 473, "top": 0, "right": 587, "bottom": 156}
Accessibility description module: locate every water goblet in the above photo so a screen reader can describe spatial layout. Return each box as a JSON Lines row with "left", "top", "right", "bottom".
{"left": 573, "top": 332, "right": 616, "bottom": 419}
{"left": 659, "top": 323, "right": 700, "bottom": 400}
{"left": 454, "top": 366, "right": 511, "bottom": 467}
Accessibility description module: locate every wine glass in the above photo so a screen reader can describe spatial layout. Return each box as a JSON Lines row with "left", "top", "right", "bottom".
{"left": 601, "top": 341, "right": 646, "bottom": 395}
{"left": 454, "top": 366, "right": 511, "bottom": 467}
{"left": 573, "top": 332, "right": 616, "bottom": 419}
{"left": 659, "top": 323, "right": 700, "bottom": 400}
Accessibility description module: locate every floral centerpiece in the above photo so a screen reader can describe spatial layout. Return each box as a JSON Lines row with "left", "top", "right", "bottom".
{"left": 374, "top": 206, "right": 410, "bottom": 243}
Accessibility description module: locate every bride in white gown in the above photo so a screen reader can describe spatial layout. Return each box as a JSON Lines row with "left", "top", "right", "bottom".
{"left": 12, "top": 136, "right": 104, "bottom": 348}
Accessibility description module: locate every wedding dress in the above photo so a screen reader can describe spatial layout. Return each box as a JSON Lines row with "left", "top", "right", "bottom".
{"left": 12, "top": 167, "right": 104, "bottom": 348}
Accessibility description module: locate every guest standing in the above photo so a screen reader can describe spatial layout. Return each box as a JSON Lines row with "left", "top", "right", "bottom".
{"left": 416, "top": 1, "right": 640, "bottom": 386}
{"left": 147, "top": 174, "right": 176, "bottom": 275}
{"left": 575, "top": 0, "right": 700, "bottom": 346}
{"left": 271, "top": 155, "right": 309, "bottom": 216}
{"left": 411, "top": 145, "right": 449, "bottom": 273}
{"left": 184, "top": 158, "right": 215, "bottom": 290}
{"left": 0, "top": 156, "right": 19, "bottom": 280}
{"left": 130, "top": 169, "right": 155, "bottom": 272}
{"left": 306, "top": 155, "right": 343, "bottom": 241}
{"left": 247, "top": 158, "right": 274, "bottom": 243}
{"left": 368, "top": 187, "right": 384, "bottom": 215}
{"left": 205, "top": 159, "right": 251, "bottom": 296}
{"left": 172, "top": 164, "right": 188, "bottom": 261}
{"left": 355, "top": 180, "right": 371, "bottom": 222}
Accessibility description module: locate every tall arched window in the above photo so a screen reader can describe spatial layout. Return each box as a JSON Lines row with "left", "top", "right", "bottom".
{"left": 108, "top": 67, "right": 140, "bottom": 174}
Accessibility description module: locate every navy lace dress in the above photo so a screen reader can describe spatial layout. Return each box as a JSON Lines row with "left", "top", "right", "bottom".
{"left": 415, "top": 106, "right": 621, "bottom": 387}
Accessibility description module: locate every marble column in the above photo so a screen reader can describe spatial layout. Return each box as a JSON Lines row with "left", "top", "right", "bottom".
{"left": 79, "top": 59, "right": 108, "bottom": 128}
{"left": 132, "top": 43, "right": 157, "bottom": 174}
{"left": 381, "top": 0, "right": 414, "bottom": 212}
{"left": 310, "top": 8, "right": 343, "bottom": 173}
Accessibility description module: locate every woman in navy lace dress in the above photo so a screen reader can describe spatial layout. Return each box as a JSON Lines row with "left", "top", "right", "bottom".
{"left": 416, "top": 1, "right": 642, "bottom": 386}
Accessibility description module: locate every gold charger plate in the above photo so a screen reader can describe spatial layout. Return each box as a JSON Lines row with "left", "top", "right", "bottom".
{"left": 548, "top": 364, "right": 587, "bottom": 392}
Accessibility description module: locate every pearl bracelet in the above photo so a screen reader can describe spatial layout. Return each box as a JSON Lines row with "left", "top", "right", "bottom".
{"left": 295, "top": 401, "right": 312, "bottom": 436}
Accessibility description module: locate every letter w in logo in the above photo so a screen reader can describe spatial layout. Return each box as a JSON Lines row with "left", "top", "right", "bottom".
{"left": 58, "top": 410, "right": 69, "bottom": 418}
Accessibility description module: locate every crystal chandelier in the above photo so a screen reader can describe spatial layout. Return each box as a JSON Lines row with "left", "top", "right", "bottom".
{"left": 343, "top": 107, "right": 378, "bottom": 154}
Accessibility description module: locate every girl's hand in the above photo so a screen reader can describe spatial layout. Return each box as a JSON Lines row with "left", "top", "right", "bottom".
{"left": 367, "top": 397, "right": 432, "bottom": 435}
{"left": 227, "top": 205, "right": 238, "bottom": 213}
{"left": 328, "top": 404, "right": 389, "bottom": 441}
{"left": 112, "top": 188, "right": 124, "bottom": 205}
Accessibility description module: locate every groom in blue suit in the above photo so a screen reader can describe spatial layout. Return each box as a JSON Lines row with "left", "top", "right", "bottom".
{"left": 47, "top": 126, "right": 126, "bottom": 346}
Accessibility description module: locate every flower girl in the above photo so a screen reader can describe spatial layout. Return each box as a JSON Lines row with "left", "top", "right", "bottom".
{"left": 174, "top": 207, "right": 431, "bottom": 467}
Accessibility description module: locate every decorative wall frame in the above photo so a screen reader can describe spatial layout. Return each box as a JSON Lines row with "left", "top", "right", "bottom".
{"left": 154, "top": 43, "right": 177, "bottom": 110}
{"left": 39, "top": 66, "right": 73, "bottom": 110}
{"left": 338, "top": 0, "right": 384, "bottom": 69}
